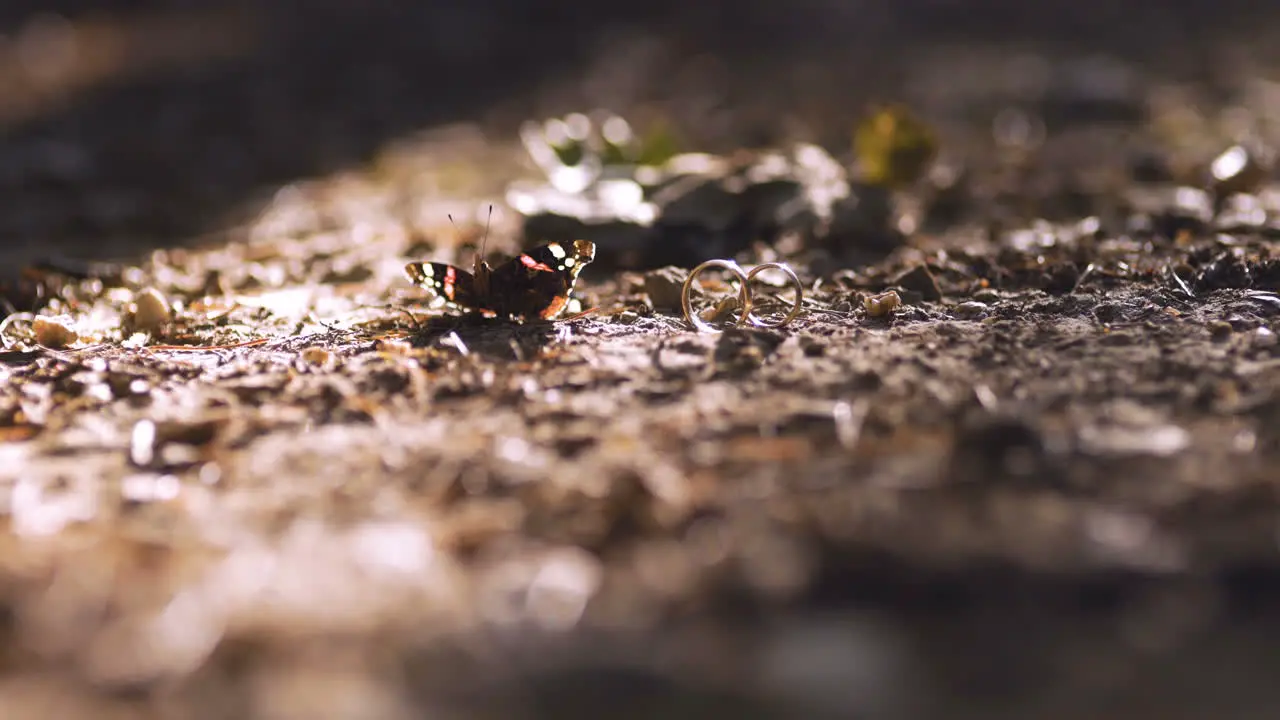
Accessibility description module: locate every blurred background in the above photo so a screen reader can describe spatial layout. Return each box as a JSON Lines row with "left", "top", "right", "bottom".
{"left": 0, "top": 0, "right": 1276, "bottom": 265}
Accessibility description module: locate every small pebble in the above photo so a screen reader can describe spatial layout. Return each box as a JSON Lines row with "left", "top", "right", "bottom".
{"left": 1208, "top": 320, "right": 1233, "bottom": 340}
{"left": 1254, "top": 326, "right": 1276, "bottom": 348}
{"left": 299, "top": 346, "right": 335, "bottom": 369}
{"left": 954, "top": 301, "right": 989, "bottom": 318}
{"left": 864, "top": 290, "right": 901, "bottom": 318}
{"left": 32, "top": 316, "right": 77, "bottom": 348}
{"left": 129, "top": 287, "right": 171, "bottom": 333}
{"left": 643, "top": 266, "right": 687, "bottom": 311}
{"left": 1210, "top": 144, "right": 1269, "bottom": 200}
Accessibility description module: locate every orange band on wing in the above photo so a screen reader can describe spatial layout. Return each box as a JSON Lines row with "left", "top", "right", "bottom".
{"left": 443, "top": 266, "right": 457, "bottom": 299}
{"left": 519, "top": 254, "right": 556, "bottom": 273}
{"left": 538, "top": 294, "right": 569, "bottom": 319}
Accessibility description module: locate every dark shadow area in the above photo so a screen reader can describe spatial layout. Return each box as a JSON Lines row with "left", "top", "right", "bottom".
{"left": 0, "top": 0, "right": 1270, "bottom": 269}
{"left": 392, "top": 557, "right": 1280, "bottom": 720}
{"left": 405, "top": 312, "right": 561, "bottom": 363}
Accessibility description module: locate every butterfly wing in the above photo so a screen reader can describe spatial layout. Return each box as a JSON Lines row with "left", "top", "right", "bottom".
{"left": 488, "top": 240, "right": 596, "bottom": 319}
{"left": 404, "top": 262, "right": 482, "bottom": 310}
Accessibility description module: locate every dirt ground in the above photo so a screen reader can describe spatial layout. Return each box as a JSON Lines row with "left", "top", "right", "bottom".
{"left": 2, "top": 2, "right": 1280, "bottom": 719}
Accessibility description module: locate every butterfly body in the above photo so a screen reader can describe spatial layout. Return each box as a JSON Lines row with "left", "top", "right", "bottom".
{"left": 405, "top": 239, "right": 596, "bottom": 320}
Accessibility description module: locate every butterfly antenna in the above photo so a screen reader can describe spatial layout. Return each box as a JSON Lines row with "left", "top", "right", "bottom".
{"left": 445, "top": 212, "right": 480, "bottom": 277}
{"left": 479, "top": 203, "right": 493, "bottom": 259}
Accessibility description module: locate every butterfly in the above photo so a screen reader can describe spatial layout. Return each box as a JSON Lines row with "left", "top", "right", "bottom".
{"left": 404, "top": 239, "right": 596, "bottom": 320}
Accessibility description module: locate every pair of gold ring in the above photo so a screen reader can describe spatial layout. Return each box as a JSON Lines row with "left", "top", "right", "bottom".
{"left": 680, "top": 260, "right": 804, "bottom": 332}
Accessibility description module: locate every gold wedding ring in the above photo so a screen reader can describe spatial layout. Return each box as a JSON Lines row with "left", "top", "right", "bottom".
{"left": 681, "top": 259, "right": 752, "bottom": 333}
{"left": 681, "top": 260, "right": 803, "bottom": 332}
{"left": 745, "top": 262, "right": 804, "bottom": 329}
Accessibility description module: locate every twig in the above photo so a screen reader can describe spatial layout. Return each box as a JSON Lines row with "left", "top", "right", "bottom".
{"left": 1165, "top": 265, "right": 1194, "bottom": 297}
{"left": 557, "top": 306, "right": 598, "bottom": 322}
{"left": 143, "top": 338, "right": 269, "bottom": 352}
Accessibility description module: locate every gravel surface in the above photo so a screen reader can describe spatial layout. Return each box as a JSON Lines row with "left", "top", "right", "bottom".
{"left": 2, "top": 2, "right": 1280, "bottom": 719}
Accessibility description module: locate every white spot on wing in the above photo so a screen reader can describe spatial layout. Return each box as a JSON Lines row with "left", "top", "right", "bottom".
{"left": 564, "top": 257, "right": 575, "bottom": 267}
{"left": 547, "top": 244, "right": 567, "bottom": 259}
